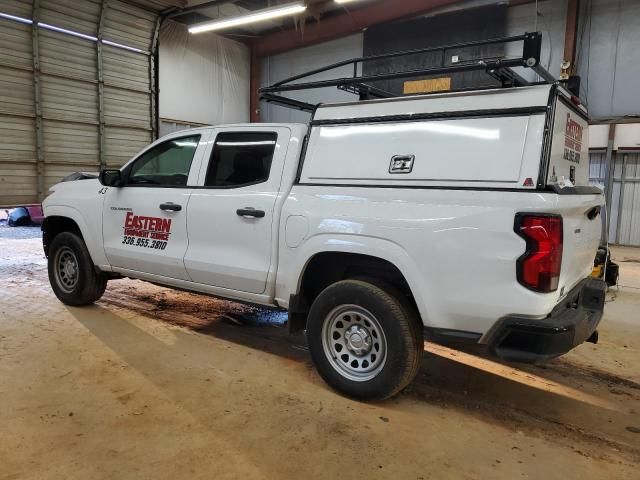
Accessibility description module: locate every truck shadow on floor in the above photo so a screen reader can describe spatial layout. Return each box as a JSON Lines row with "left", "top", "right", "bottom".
{"left": 90, "top": 287, "right": 640, "bottom": 454}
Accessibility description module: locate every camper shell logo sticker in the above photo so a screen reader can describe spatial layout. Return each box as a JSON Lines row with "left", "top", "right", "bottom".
{"left": 389, "top": 154, "right": 415, "bottom": 174}
{"left": 121, "top": 211, "right": 171, "bottom": 250}
{"left": 563, "top": 113, "right": 583, "bottom": 164}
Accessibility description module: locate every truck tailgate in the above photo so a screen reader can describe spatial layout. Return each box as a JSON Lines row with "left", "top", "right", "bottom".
{"left": 556, "top": 194, "right": 603, "bottom": 297}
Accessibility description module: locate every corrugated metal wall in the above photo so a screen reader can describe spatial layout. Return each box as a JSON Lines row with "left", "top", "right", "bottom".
{"left": 612, "top": 152, "right": 640, "bottom": 246}
{"left": 590, "top": 149, "right": 640, "bottom": 246}
{"left": 0, "top": 0, "right": 161, "bottom": 206}
{"left": 0, "top": 0, "right": 35, "bottom": 205}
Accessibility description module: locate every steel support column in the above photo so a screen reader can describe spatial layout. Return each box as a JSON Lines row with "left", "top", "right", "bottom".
{"left": 31, "top": 0, "right": 45, "bottom": 201}
{"left": 614, "top": 151, "right": 628, "bottom": 244}
{"left": 250, "top": 47, "right": 261, "bottom": 122}
{"left": 604, "top": 123, "right": 616, "bottom": 241}
{"left": 562, "top": 0, "right": 580, "bottom": 78}
{"left": 150, "top": 15, "right": 161, "bottom": 139}
{"left": 97, "top": 0, "right": 108, "bottom": 169}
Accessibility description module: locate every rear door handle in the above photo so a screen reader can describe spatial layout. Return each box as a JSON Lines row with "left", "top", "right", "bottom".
{"left": 160, "top": 202, "right": 182, "bottom": 212}
{"left": 236, "top": 207, "right": 265, "bottom": 218}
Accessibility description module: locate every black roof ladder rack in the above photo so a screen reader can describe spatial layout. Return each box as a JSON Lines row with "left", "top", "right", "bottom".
{"left": 259, "top": 32, "right": 557, "bottom": 112}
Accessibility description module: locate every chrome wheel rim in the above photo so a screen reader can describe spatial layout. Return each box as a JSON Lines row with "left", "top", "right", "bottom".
{"left": 54, "top": 246, "right": 79, "bottom": 293}
{"left": 321, "top": 305, "right": 387, "bottom": 382}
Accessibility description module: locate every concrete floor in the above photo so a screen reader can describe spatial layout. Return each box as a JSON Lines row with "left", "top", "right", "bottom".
{"left": 0, "top": 223, "right": 639, "bottom": 479}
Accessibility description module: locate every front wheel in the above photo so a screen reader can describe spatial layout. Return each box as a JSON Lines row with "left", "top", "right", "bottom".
{"left": 306, "top": 280, "right": 422, "bottom": 401}
{"left": 48, "top": 232, "right": 107, "bottom": 306}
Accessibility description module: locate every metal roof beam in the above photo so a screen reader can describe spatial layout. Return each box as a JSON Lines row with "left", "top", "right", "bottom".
{"left": 253, "top": 0, "right": 461, "bottom": 58}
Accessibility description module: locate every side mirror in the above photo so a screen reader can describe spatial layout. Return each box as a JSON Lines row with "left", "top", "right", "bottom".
{"left": 99, "top": 168, "right": 123, "bottom": 187}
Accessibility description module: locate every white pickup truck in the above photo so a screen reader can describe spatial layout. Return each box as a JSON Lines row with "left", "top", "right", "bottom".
{"left": 43, "top": 83, "right": 606, "bottom": 400}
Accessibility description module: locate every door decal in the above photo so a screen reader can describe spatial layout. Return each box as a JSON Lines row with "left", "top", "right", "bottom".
{"left": 121, "top": 211, "right": 172, "bottom": 250}
{"left": 563, "top": 113, "right": 583, "bottom": 164}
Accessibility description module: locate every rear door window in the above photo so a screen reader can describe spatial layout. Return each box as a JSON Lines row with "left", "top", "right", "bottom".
{"left": 204, "top": 132, "right": 278, "bottom": 188}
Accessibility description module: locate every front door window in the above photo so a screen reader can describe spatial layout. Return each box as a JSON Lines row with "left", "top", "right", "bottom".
{"left": 128, "top": 135, "right": 201, "bottom": 187}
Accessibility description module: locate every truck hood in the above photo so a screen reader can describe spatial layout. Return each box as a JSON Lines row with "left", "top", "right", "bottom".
{"left": 43, "top": 177, "right": 102, "bottom": 212}
{"left": 60, "top": 171, "right": 99, "bottom": 182}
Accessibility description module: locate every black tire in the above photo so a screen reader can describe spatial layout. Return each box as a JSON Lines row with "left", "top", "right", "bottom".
{"left": 306, "top": 279, "right": 423, "bottom": 401}
{"left": 47, "top": 231, "right": 107, "bottom": 306}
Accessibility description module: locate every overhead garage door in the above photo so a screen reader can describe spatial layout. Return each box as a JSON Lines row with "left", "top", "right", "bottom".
{"left": 0, "top": 0, "right": 168, "bottom": 206}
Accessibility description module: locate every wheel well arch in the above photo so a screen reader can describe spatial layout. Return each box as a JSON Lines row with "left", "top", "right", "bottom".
{"left": 42, "top": 216, "right": 83, "bottom": 257}
{"left": 288, "top": 251, "right": 419, "bottom": 333}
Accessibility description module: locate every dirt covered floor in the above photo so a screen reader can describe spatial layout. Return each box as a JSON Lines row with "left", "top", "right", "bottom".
{"left": 0, "top": 223, "right": 639, "bottom": 479}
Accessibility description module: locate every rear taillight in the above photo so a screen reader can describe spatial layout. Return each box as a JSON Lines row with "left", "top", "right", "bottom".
{"left": 515, "top": 214, "right": 563, "bottom": 292}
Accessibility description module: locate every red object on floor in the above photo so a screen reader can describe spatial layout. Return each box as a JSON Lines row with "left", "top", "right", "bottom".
{"left": 24, "top": 204, "right": 44, "bottom": 225}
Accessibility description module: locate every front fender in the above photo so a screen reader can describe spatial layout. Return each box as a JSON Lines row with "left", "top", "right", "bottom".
{"left": 43, "top": 205, "right": 110, "bottom": 269}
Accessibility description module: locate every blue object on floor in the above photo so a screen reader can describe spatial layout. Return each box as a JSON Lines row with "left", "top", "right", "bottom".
{"left": 7, "top": 207, "right": 31, "bottom": 227}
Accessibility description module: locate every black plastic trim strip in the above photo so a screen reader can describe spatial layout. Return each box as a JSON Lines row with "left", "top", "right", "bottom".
{"left": 294, "top": 183, "right": 542, "bottom": 193}
{"left": 293, "top": 182, "right": 603, "bottom": 194}
{"left": 293, "top": 105, "right": 320, "bottom": 184}
{"left": 548, "top": 185, "right": 603, "bottom": 195}
{"left": 115, "top": 182, "right": 602, "bottom": 194}
{"left": 424, "top": 327, "right": 483, "bottom": 345}
{"left": 294, "top": 132, "right": 310, "bottom": 184}
{"left": 537, "top": 84, "right": 558, "bottom": 189}
{"left": 310, "top": 106, "right": 548, "bottom": 126}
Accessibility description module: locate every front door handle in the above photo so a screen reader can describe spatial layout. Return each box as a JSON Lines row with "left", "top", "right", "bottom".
{"left": 160, "top": 202, "right": 182, "bottom": 212}
{"left": 236, "top": 207, "right": 265, "bottom": 218}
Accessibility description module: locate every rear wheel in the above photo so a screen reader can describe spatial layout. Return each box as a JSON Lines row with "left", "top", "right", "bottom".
{"left": 48, "top": 232, "right": 107, "bottom": 306}
{"left": 306, "top": 280, "right": 422, "bottom": 400}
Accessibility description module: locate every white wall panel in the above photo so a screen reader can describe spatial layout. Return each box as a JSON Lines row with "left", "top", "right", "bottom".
{"left": 506, "top": 0, "right": 566, "bottom": 82}
{"left": 589, "top": 124, "right": 609, "bottom": 148}
{"left": 260, "top": 34, "right": 364, "bottom": 124}
{"left": 577, "top": 0, "right": 640, "bottom": 119}
{"left": 159, "top": 20, "right": 249, "bottom": 126}
{"left": 614, "top": 124, "right": 640, "bottom": 150}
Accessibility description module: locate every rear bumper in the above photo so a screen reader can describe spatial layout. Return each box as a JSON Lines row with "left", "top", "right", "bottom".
{"left": 484, "top": 278, "right": 606, "bottom": 363}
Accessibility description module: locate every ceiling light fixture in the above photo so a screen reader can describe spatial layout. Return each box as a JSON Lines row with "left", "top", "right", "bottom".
{"left": 188, "top": 2, "right": 307, "bottom": 34}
